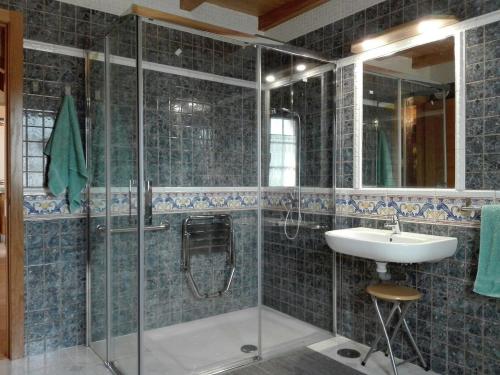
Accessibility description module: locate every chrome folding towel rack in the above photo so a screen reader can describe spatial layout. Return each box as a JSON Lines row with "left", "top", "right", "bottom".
{"left": 182, "top": 214, "right": 235, "bottom": 299}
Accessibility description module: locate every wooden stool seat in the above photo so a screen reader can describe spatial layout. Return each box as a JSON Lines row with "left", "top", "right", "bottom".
{"left": 367, "top": 283, "right": 422, "bottom": 302}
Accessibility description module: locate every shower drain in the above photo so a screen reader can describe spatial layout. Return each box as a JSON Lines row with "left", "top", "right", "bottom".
{"left": 240, "top": 345, "right": 258, "bottom": 353}
{"left": 337, "top": 348, "right": 361, "bottom": 358}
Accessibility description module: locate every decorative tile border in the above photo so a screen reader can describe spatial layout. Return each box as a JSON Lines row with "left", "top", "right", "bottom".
{"left": 24, "top": 190, "right": 259, "bottom": 217}
{"left": 335, "top": 193, "right": 497, "bottom": 224}
{"left": 261, "top": 190, "right": 334, "bottom": 213}
{"left": 24, "top": 189, "right": 499, "bottom": 226}
{"left": 24, "top": 194, "right": 83, "bottom": 216}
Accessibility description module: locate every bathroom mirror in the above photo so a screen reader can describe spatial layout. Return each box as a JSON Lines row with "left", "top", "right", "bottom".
{"left": 362, "top": 37, "right": 455, "bottom": 188}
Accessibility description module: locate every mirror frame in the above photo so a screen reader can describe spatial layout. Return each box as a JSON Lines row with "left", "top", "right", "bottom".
{"left": 335, "top": 10, "right": 500, "bottom": 194}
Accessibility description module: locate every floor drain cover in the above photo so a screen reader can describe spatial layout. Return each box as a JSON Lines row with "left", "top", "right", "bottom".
{"left": 241, "top": 345, "right": 258, "bottom": 353}
{"left": 337, "top": 348, "right": 361, "bottom": 358}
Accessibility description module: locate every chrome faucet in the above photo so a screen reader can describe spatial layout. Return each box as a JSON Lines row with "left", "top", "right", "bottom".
{"left": 384, "top": 214, "right": 401, "bottom": 234}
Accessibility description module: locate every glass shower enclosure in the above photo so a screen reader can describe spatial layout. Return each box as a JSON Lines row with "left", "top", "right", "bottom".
{"left": 87, "top": 11, "right": 336, "bottom": 375}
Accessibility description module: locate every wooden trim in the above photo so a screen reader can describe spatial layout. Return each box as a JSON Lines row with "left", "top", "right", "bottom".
{"left": 130, "top": 4, "right": 253, "bottom": 37}
{"left": 258, "top": 0, "right": 328, "bottom": 31}
{"left": 351, "top": 15, "right": 458, "bottom": 54}
{"left": 2, "top": 8, "right": 24, "bottom": 359}
{"left": 180, "top": 0, "right": 206, "bottom": 11}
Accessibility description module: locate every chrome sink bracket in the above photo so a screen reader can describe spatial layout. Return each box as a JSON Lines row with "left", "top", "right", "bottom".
{"left": 182, "top": 214, "right": 235, "bottom": 299}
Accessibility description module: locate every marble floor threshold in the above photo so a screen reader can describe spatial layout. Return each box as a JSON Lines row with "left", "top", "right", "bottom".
{"left": 0, "top": 336, "right": 441, "bottom": 374}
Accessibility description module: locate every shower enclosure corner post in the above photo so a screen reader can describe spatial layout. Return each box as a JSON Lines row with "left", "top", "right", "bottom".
{"left": 84, "top": 50, "right": 91, "bottom": 349}
{"left": 104, "top": 35, "right": 113, "bottom": 367}
{"left": 136, "top": 16, "right": 145, "bottom": 375}
{"left": 256, "top": 44, "right": 263, "bottom": 361}
{"left": 331, "top": 65, "right": 337, "bottom": 338}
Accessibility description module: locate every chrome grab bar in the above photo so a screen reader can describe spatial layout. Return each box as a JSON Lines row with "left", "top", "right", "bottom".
{"left": 96, "top": 221, "right": 170, "bottom": 234}
{"left": 182, "top": 214, "right": 235, "bottom": 299}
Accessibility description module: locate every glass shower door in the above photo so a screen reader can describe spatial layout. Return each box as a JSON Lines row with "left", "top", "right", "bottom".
{"left": 88, "top": 14, "right": 141, "bottom": 375}
{"left": 87, "top": 44, "right": 107, "bottom": 362}
{"left": 139, "top": 17, "right": 260, "bottom": 375}
{"left": 106, "top": 15, "right": 141, "bottom": 375}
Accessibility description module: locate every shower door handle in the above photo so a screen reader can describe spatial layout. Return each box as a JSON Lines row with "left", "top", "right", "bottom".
{"left": 128, "top": 179, "right": 136, "bottom": 223}
{"left": 145, "top": 180, "right": 153, "bottom": 226}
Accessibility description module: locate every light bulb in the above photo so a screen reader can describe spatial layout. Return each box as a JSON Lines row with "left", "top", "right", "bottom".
{"left": 265, "top": 74, "right": 276, "bottom": 83}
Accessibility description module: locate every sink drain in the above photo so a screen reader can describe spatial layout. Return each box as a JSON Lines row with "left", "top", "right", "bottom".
{"left": 241, "top": 344, "right": 258, "bottom": 353}
{"left": 337, "top": 348, "right": 361, "bottom": 358}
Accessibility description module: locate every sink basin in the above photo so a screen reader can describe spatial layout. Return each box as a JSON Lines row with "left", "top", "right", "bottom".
{"left": 325, "top": 227, "right": 457, "bottom": 267}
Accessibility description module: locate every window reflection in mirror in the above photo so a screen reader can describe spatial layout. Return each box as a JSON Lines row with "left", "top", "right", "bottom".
{"left": 269, "top": 116, "right": 297, "bottom": 187}
{"left": 362, "top": 37, "right": 455, "bottom": 188}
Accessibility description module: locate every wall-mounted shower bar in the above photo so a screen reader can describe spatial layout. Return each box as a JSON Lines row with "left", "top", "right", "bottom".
{"left": 96, "top": 222, "right": 170, "bottom": 234}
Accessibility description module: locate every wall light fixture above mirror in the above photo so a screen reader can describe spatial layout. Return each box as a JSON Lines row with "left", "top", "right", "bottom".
{"left": 351, "top": 15, "right": 458, "bottom": 54}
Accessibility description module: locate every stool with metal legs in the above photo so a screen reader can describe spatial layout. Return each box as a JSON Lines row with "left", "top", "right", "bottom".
{"left": 361, "top": 283, "right": 430, "bottom": 375}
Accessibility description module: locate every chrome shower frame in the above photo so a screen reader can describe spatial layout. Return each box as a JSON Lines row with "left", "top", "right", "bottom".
{"left": 85, "top": 14, "right": 338, "bottom": 374}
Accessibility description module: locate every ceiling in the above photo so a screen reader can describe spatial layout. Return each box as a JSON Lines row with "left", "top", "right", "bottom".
{"left": 180, "top": 0, "right": 328, "bottom": 31}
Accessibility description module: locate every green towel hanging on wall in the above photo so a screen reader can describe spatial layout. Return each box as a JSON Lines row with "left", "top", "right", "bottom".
{"left": 44, "top": 95, "right": 88, "bottom": 212}
{"left": 473, "top": 205, "right": 500, "bottom": 298}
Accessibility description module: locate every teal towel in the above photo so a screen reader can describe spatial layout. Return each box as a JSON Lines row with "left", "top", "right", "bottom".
{"left": 44, "top": 95, "right": 88, "bottom": 212}
{"left": 376, "top": 130, "right": 395, "bottom": 187}
{"left": 473, "top": 205, "right": 500, "bottom": 298}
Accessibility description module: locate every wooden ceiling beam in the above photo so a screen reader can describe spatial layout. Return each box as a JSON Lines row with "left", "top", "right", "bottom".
{"left": 131, "top": 5, "right": 253, "bottom": 37}
{"left": 258, "top": 0, "right": 327, "bottom": 31}
{"left": 180, "top": 0, "right": 206, "bottom": 11}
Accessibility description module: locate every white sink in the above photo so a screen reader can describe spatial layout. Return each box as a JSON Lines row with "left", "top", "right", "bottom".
{"left": 325, "top": 227, "right": 457, "bottom": 272}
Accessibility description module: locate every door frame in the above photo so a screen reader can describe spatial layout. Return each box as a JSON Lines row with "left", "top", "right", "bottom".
{"left": 1, "top": 8, "right": 24, "bottom": 359}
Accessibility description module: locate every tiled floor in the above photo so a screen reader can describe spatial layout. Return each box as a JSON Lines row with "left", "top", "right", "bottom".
{"left": 225, "top": 348, "right": 364, "bottom": 375}
{"left": 0, "top": 346, "right": 110, "bottom": 375}
{"left": 309, "top": 336, "right": 439, "bottom": 375}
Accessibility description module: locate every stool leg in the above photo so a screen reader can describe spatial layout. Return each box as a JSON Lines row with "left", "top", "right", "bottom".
{"left": 361, "top": 301, "right": 399, "bottom": 366}
{"left": 397, "top": 305, "right": 429, "bottom": 371}
{"left": 385, "top": 302, "right": 411, "bottom": 355}
{"left": 373, "top": 297, "right": 398, "bottom": 375}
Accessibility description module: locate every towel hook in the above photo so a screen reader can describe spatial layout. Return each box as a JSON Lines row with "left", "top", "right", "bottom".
{"left": 64, "top": 84, "right": 71, "bottom": 96}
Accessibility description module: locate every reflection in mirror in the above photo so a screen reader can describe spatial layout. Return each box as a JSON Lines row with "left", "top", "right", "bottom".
{"left": 362, "top": 37, "right": 455, "bottom": 188}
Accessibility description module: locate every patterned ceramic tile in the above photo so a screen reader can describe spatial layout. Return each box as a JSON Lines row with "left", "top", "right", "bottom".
{"left": 335, "top": 193, "right": 497, "bottom": 224}
{"left": 261, "top": 190, "right": 334, "bottom": 213}
{"left": 25, "top": 190, "right": 259, "bottom": 217}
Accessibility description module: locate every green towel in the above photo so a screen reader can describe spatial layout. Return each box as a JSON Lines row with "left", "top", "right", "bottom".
{"left": 376, "top": 130, "right": 395, "bottom": 187}
{"left": 473, "top": 205, "right": 500, "bottom": 298}
{"left": 44, "top": 95, "right": 88, "bottom": 212}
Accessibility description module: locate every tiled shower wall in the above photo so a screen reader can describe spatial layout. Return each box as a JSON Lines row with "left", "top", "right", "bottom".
{"left": 90, "top": 210, "right": 258, "bottom": 342}
{"left": 143, "top": 70, "right": 257, "bottom": 187}
{"left": 13, "top": 0, "right": 114, "bottom": 355}
{"left": 262, "top": 211, "right": 334, "bottom": 331}
{"left": 24, "top": 217, "right": 87, "bottom": 354}
{"left": 260, "top": 47, "right": 336, "bottom": 331}
{"left": 16, "top": 0, "right": 260, "bottom": 355}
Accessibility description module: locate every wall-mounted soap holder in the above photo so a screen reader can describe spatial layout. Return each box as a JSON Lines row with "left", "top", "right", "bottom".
{"left": 459, "top": 198, "right": 482, "bottom": 214}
